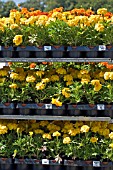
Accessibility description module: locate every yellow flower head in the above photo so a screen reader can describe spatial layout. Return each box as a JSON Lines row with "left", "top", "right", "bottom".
{"left": 42, "top": 133, "right": 51, "bottom": 139}
{"left": 66, "top": 81, "right": 73, "bottom": 86}
{"left": 10, "top": 24, "right": 19, "bottom": 29}
{"left": 29, "top": 131, "right": 33, "bottom": 136}
{"left": 95, "top": 23, "right": 104, "bottom": 32}
{"left": 50, "top": 75, "right": 59, "bottom": 82}
{"left": 104, "top": 72, "right": 110, "bottom": 80}
{"left": 63, "top": 137, "right": 71, "bottom": 144}
{"left": 10, "top": 72, "right": 18, "bottom": 80}
{"left": 56, "top": 68, "right": 66, "bottom": 75}
{"left": 81, "top": 125, "right": 90, "bottom": 133}
{"left": 64, "top": 74, "right": 73, "bottom": 82}
{"left": 9, "top": 83, "right": 18, "bottom": 89}
{"left": 90, "top": 137, "right": 98, "bottom": 143}
{"left": 81, "top": 78, "right": 90, "bottom": 84}
{"left": 51, "top": 98, "right": 62, "bottom": 107}
{"left": 26, "top": 75, "right": 36, "bottom": 83}
{"left": 62, "top": 88, "right": 70, "bottom": 98}
{"left": 53, "top": 131, "right": 61, "bottom": 137}
{"left": 35, "top": 82, "right": 45, "bottom": 90}
{"left": 109, "top": 143, "right": 113, "bottom": 148}
{"left": 36, "top": 71, "right": 44, "bottom": 78}
{"left": 109, "top": 132, "right": 113, "bottom": 139}
{"left": 13, "top": 35, "right": 23, "bottom": 46}
{"left": 34, "top": 129, "right": 44, "bottom": 134}
{"left": 97, "top": 8, "right": 107, "bottom": 15}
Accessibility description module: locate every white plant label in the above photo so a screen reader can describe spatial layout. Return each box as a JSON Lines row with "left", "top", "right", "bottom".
{"left": 42, "top": 159, "right": 49, "bottom": 165}
{"left": 97, "top": 104, "right": 105, "bottom": 110}
{"left": 93, "top": 161, "right": 100, "bottom": 167}
{"left": 99, "top": 45, "right": 106, "bottom": 51}
{"left": 44, "top": 46, "right": 51, "bottom": 51}
{"left": 0, "top": 46, "right": 1, "bottom": 51}
{"left": 45, "top": 104, "right": 52, "bottom": 109}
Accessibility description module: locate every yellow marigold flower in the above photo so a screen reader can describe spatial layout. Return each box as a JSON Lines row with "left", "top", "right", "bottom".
{"left": 109, "top": 132, "right": 113, "bottom": 139}
{"left": 10, "top": 24, "right": 19, "bottom": 29}
{"left": 42, "top": 133, "right": 51, "bottom": 139}
{"left": 13, "top": 35, "right": 23, "bottom": 46}
{"left": 95, "top": 23, "right": 104, "bottom": 32}
{"left": 9, "top": 83, "right": 18, "bottom": 89}
{"left": 103, "top": 128, "right": 110, "bottom": 137}
{"left": 35, "top": 82, "right": 45, "bottom": 90}
{"left": 97, "top": 8, "right": 107, "bottom": 15}
{"left": 99, "top": 71, "right": 105, "bottom": 77}
{"left": 91, "top": 80, "right": 100, "bottom": 86}
{"left": 51, "top": 98, "right": 62, "bottom": 107}
{"left": 63, "top": 137, "right": 71, "bottom": 144}
{"left": 91, "top": 79, "right": 102, "bottom": 91}
{"left": 109, "top": 143, "right": 113, "bottom": 148}
{"left": 18, "top": 73, "right": 26, "bottom": 81}
{"left": 34, "top": 129, "right": 44, "bottom": 134}
{"left": 74, "top": 121, "right": 83, "bottom": 127}
{"left": 10, "top": 72, "right": 18, "bottom": 79}
{"left": 40, "top": 121, "right": 49, "bottom": 127}
{"left": 90, "top": 137, "right": 98, "bottom": 143}
{"left": 0, "top": 70, "right": 8, "bottom": 77}
{"left": 80, "top": 70, "right": 89, "bottom": 74}
{"left": 109, "top": 72, "right": 113, "bottom": 80}
{"left": 104, "top": 72, "right": 110, "bottom": 80}
{"left": 7, "top": 123, "right": 17, "bottom": 130}
{"left": 53, "top": 131, "right": 61, "bottom": 137}
{"left": 56, "top": 68, "right": 66, "bottom": 75}
{"left": 64, "top": 74, "right": 73, "bottom": 82}
{"left": 36, "top": 71, "right": 44, "bottom": 78}
{"left": 66, "top": 81, "right": 73, "bottom": 86}
{"left": 68, "top": 128, "right": 78, "bottom": 136}
{"left": 62, "top": 88, "right": 70, "bottom": 98}
{"left": 91, "top": 126, "right": 100, "bottom": 133}
{"left": 81, "top": 78, "right": 90, "bottom": 84}
{"left": 94, "top": 83, "right": 102, "bottom": 91}
{"left": 50, "top": 75, "right": 59, "bottom": 82}
{"left": 41, "top": 78, "right": 50, "bottom": 83}
{"left": 26, "top": 75, "right": 36, "bottom": 83}
{"left": 81, "top": 125, "right": 90, "bottom": 133}
{"left": 29, "top": 131, "right": 33, "bottom": 136}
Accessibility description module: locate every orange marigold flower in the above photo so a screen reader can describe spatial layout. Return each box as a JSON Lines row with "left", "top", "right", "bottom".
{"left": 30, "top": 63, "right": 36, "bottom": 68}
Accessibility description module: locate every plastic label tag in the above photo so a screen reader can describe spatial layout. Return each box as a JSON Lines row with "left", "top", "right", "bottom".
{"left": 0, "top": 46, "right": 1, "bottom": 51}
{"left": 97, "top": 104, "right": 105, "bottom": 110}
{"left": 93, "top": 161, "right": 100, "bottom": 167}
{"left": 44, "top": 46, "right": 51, "bottom": 51}
{"left": 45, "top": 104, "right": 52, "bottom": 109}
{"left": 42, "top": 159, "right": 49, "bottom": 165}
{"left": 99, "top": 45, "right": 106, "bottom": 51}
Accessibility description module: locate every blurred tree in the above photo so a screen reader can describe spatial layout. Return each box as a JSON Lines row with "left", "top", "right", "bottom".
{"left": 19, "top": 0, "right": 46, "bottom": 11}
{"left": 1, "top": 0, "right": 17, "bottom": 17}
{"left": 75, "top": 0, "right": 113, "bottom": 12}
{"left": 44, "top": 0, "right": 76, "bottom": 11}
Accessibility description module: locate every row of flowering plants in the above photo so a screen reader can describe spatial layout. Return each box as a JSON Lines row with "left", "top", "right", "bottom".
{"left": 0, "top": 7, "right": 113, "bottom": 47}
{"left": 0, "top": 61, "right": 113, "bottom": 105}
{"left": 0, "top": 120, "right": 113, "bottom": 164}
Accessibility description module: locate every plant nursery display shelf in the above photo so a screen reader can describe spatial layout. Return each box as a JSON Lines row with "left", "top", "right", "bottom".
{"left": 0, "top": 115, "right": 111, "bottom": 121}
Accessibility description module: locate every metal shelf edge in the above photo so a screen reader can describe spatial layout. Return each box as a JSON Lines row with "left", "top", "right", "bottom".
{"left": 0, "top": 58, "right": 111, "bottom": 62}
{"left": 0, "top": 115, "right": 111, "bottom": 121}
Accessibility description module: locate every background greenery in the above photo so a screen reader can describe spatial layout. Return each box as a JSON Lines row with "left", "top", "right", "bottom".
{"left": 1, "top": 0, "right": 113, "bottom": 17}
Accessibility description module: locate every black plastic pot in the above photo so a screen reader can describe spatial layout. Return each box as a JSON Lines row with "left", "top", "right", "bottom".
{"left": 0, "top": 158, "right": 13, "bottom": 170}
{"left": 0, "top": 103, "right": 15, "bottom": 115}
{"left": 0, "top": 46, "right": 13, "bottom": 58}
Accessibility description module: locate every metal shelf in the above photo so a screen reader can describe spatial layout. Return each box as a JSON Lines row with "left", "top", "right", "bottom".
{"left": 0, "top": 58, "right": 111, "bottom": 62}
{"left": 0, "top": 115, "right": 111, "bottom": 121}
